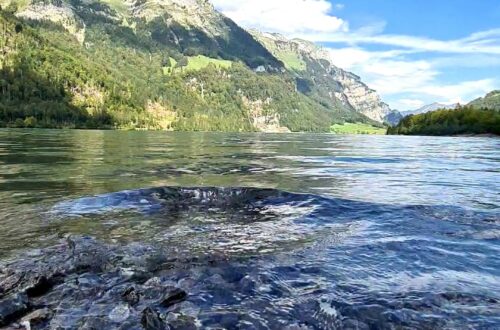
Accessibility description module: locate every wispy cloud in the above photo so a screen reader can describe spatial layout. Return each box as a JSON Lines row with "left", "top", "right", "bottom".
{"left": 302, "top": 29, "right": 500, "bottom": 55}
{"left": 397, "top": 99, "right": 426, "bottom": 109}
{"left": 210, "top": 0, "right": 347, "bottom": 35}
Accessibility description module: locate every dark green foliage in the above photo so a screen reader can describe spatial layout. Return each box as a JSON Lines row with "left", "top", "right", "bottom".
{"left": 387, "top": 106, "right": 500, "bottom": 136}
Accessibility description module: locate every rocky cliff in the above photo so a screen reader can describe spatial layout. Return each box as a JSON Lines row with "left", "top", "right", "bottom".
{"left": 251, "top": 32, "right": 392, "bottom": 123}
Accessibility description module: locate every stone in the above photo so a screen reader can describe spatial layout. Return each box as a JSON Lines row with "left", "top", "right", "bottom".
{"left": 122, "top": 287, "right": 140, "bottom": 306}
{"left": 25, "top": 276, "right": 53, "bottom": 298}
{"left": 0, "top": 294, "right": 29, "bottom": 327}
{"left": 141, "top": 307, "right": 167, "bottom": 330}
{"left": 167, "top": 314, "right": 198, "bottom": 330}
{"left": 20, "top": 308, "right": 52, "bottom": 325}
{"left": 160, "top": 289, "right": 187, "bottom": 308}
{"left": 0, "top": 273, "right": 24, "bottom": 298}
{"left": 109, "top": 304, "right": 130, "bottom": 323}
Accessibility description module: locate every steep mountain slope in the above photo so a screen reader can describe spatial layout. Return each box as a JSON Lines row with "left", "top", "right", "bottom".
{"left": 401, "top": 102, "right": 458, "bottom": 117}
{"left": 1, "top": 0, "right": 281, "bottom": 68}
{"left": 0, "top": 0, "right": 381, "bottom": 131}
{"left": 468, "top": 90, "right": 500, "bottom": 110}
{"left": 251, "top": 31, "right": 392, "bottom": 123}
{"left": 383, "top": 110, "right": 403, "bottom": 126}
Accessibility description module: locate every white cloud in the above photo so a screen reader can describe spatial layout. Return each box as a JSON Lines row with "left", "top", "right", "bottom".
{"left": 328, "top": 47, "right": 438, "bottom": 95}
{"left": 328, "top": 46, "right": 497, "bottom": 110}
{"left": 397, "top": 99, "right": 426, "bottom": 109}
{"left": 419, "top": 79, "right": 496, "bottom": 102}
{"left": 211, "top": 0, "right": 348, "bottom": 35}
{"left": 296, "top": 28, "right": 500, "bottom": 55}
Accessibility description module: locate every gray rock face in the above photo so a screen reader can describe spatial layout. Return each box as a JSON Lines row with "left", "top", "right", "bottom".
{"left": 331, "top": 69, "right": 392, "bottom": 122}
{"left": 1, "top": 0, "right": 86, "bottom": 43}
{"left": 383, "top": 110, "right": 404, "bottom": 126}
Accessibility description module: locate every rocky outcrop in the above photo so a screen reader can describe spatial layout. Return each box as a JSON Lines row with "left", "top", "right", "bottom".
{"left": 330, "top": 69, "right": 392, "bottom": 122}
{"left": 383, "top": 110, "right": 403, "bottom": 126}
{"left": 241, "top": 95, "right": 291, "bottom": 133}
{"left": 129, "top": 0, "right": 219, "bottom": 34}
{"left": 251, "top": 32, "right": 392, "bottom": 123}
{"left": 13, "top": 1, "right": 86, "bottom": 43}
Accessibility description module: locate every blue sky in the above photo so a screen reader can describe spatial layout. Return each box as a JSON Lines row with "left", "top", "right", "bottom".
{"left": 211, "top": 0, "right": 500, "bottom": 110}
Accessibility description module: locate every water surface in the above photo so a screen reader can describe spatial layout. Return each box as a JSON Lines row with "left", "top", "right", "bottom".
{"left": 0, "top": 129, "right": 499, "bottom": 328}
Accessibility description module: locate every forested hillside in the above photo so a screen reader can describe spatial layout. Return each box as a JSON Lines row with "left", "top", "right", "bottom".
{"left": 0, "top": 0, "right": 378, "bottom": 131}
{"left": 468, "top": 90, "right": 500, "bottom": 111}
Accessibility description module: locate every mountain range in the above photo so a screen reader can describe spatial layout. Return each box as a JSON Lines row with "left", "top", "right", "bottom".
{"left": 0, "top": 0, "right": 391, "bottom": 131}
{"left": 400, "top": 103, "right": 458, "bottom": 117}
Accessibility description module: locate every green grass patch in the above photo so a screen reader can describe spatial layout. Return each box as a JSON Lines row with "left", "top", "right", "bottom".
{"left": 163, "top": 56, "right": 232, "bottom": 74}
{"left": 331, "top": 123, "right": 387, "bottom": 135}
{"left": 186, "top": 55, "right": 232, "bottom": 71}
{"left": 255, "top": 36, "right": 306, "bottom": 71}
{"left": 277, "top": 51, "right": 306, "bottom": 71}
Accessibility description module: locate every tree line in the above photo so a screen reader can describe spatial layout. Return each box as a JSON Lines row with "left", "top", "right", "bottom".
{"left": 387, "top": 106, "right": 500, "bottom": 136}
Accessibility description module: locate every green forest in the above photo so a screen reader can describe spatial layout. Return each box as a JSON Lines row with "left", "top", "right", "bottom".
{"left": 387, "top": 106, "right": 500, "bottom": 136}
{"left": 0, "top": 2, "right": 371, "bottom": 132}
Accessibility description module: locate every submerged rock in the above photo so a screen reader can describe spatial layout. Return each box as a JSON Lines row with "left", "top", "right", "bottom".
{"left": 0, "top": 272, "right": 24, "bottom": 298}
{"left": 122, "top": 287, "right": 140, "bottom": 306}
{"left": 108, "top": 304, "right": 130, "bottom": 323}
{"left": 1, "top": 187, "right": 499, "bottom": 329}
{"left": 25, "top": 275, "right": 59, "bottom": 298}
{"left": 0, "top": 236, "right": 196, "bottom": 329}
{"left": 20, "top": 308, "right": 52, "bottom": 325}
{"left": 0, "top": 294, "right": 29, "bottom": 327}
{"left": 141, "top": 307, "right": 166, "bottom": 330}
{"left": 161, "top": 289, "right": 187, "bottom": 309}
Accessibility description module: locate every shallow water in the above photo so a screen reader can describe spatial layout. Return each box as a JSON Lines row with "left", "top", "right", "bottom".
{"left": 0, "top": 129, "right": 499, "bottom": 328}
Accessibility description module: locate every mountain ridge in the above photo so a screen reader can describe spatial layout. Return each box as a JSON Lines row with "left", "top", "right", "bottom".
{"left": 0, "top": 0, "right": 390, "bottom": 131}
{"left": 401, "top": 102, "right": 458, "bottom": 117}
{"left": 250, "top": 30, "right": 392, "bottom": 123}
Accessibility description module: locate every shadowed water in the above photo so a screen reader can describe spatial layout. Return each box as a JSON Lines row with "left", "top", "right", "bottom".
{"left": 0, "top": 129, "right": 499, "bottom": 329}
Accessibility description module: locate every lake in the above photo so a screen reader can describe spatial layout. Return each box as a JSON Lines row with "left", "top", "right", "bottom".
{"left": 0, "top": 129, "right": 499, "bottom": 328}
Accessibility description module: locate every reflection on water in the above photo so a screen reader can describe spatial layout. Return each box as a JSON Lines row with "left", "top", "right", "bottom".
{"left": 0, "top": 129, "right": 499, "bottom": 328}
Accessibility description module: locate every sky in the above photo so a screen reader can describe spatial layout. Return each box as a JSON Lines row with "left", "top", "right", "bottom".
{"left": 210, "top": 0, "right": 500, "bottom": 110}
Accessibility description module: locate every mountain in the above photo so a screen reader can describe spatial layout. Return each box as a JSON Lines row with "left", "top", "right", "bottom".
{"left": 383, "top": 110, "right": 403, "bottom": 126}
{"left": 0, "top": 0, "right": 387, "bottom": 131}
{"left": 401, "top": 102, "right": 458, "bottom": 117}
{"left": 468, "top": 90, "right": 500, "bottom": 110}
{"left": 250, "top": 31, "right": 392, "bottom": 123}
